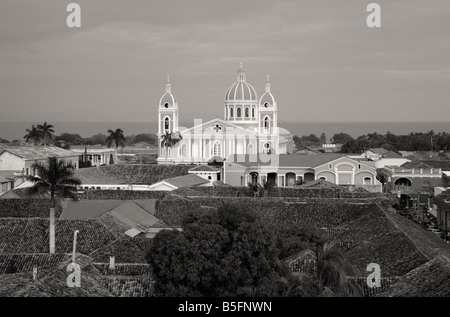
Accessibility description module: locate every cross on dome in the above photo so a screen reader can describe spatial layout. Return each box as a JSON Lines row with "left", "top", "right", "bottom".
{"left": 266, "top": 74, "right": 271, "bottom": 93}
{"left": 237, "top": 62, "right": 246, "bottom": 82}
{"left": 166, "top": 75, "right": 171, "bottom": 93}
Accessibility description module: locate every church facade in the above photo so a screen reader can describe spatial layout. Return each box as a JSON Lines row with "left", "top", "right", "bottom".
{"left": 157, "top": 64, "right": 293, "bottom": 164}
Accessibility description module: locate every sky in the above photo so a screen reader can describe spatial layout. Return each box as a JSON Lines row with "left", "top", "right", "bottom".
{"left": 0, "top": 0, "right": 449, "bottom": 123}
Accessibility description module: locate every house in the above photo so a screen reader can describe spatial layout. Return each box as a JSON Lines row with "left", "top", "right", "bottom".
{"left": 70, "top": 146, "right": 117, "bottom": 167}
{"left": 188, "top": 165, "right": 222, "bottom": 185}
{"left": 431, "top": 189, "right": 450, "bottom": 234}
{"left": 223, "top": 153, "right": 382, "bottom": 192}
{"left": 60, "top": 199, "right": 175, "bottom": 239}
{"left": 147, "top": 174, "right": 210, "bottom": 191}
{"left": 0, "top": 171, "right": 18, "bottom": 197}
{"left": 75, "top": 166, "right": 129, "bottom": 190}
{"left": 294, "top": 146, "right": 322, "bottom": 155}
{"left": 0, "top": 146, "right": 80, "bottom": 177}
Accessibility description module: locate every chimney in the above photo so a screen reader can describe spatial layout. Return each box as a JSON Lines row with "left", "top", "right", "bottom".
{"left": 33, "top": 267, "right": 38, "bottom": 281}
{"left": 49, "top": 208, "right": 55, "bottom": 254}
{"left": 109, "top": 256, "right": 115, "bottom": 270}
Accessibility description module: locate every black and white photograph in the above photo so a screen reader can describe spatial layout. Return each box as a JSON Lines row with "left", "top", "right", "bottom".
{"left": 0, "top": 0, "right": 449, "bottom": 307}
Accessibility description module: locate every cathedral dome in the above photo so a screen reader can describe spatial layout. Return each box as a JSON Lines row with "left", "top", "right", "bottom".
{"left": 224, "top": 63, "right": 258, "bottom": 102}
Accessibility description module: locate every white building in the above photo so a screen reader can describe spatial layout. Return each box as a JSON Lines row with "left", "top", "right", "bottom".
{"left": 156, "top": 64, "right": 294, "bottom": 164}
{"left": 70, "top": 147, "right": 117, "bottom": 167}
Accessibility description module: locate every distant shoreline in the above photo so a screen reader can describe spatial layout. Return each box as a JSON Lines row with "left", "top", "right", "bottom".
{"left": 1, "top": 121, "right": 450, "bottom": 141}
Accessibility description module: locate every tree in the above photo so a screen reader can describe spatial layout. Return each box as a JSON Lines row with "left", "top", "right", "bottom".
{"left": 147, "top": 203, "right": 307, "bottom": 297}
{"left": 331, "top": 133, "right": 354, "bottom": 145}
{"left": 24, "top": 124, "right": 42, "bottom": 146}
{"left": 105, "top": 128, "right": 126, "bottom": 157}
{"left": 294, "top": 242, "right": 362, "bottom": 297}
{"left": 37, "top": 122, "right": 55, "bottom": 146}
{"left": 442, "top": 174, "right": 450, "bottom": 187}
{"left": 161, "top": 131, "right": 182, "bottom": 164}
{"left": 54, "top": 133, "right": 84, "bottom": 146}
{"left": 26, "top": 157, "right": 81, "bottom": 253}
{"left": 320, "top": 133, "right": 327, "bottom": 144}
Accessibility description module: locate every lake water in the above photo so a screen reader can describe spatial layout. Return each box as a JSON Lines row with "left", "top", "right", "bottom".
{"left": 1, "top": 121, "right": 449, "bottom": 142}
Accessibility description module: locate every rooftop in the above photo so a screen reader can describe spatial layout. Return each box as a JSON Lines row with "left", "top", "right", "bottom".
{"left": 0, "top": 146, "right": 79, "bottom": 160}
{"left": 163, "top": 174, "right": 210, "bottom": 188}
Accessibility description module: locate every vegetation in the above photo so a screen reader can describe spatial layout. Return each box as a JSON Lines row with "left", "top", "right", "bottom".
{"left": 23, "top": 122, "right": 55, "bottom": 146}
{"left": 26, "top": 157, "right": 81, "bottom": 254}
{"left": 105, "top": 129, "right": 126, "bottom": 151}
{"left": 27, "top": 157, "right": 81, "bottom": 208}
{"left": 148, "top": 202, "right": 365, "bottom": 297}
{"left": 292, "top": 130, "right": 450, "bottom": 154}
{"left": 23, "top": 124, "right": 42, "bottom": 146}
{"left": 161, "top": 131, "right": 183, "bottom": 164}
{"left": 148, "top": 203, "right": 320, "bottom": 297}
{"left": 37, "top": 122, "right": 55, "bottom": 146}
{"left": 293, "top": 242, "right": 362, "bottom": 297}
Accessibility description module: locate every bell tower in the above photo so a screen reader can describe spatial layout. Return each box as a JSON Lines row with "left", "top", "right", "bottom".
{"left": 258, "top": 74, "right": 279, "bottom": 153}
{"left": 157, "top": 76, "right": 179, "bottom": 163}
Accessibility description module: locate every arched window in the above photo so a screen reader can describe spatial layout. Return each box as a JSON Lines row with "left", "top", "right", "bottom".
{"left": 264, "top": 117, "right": 270, "bottom": 129}
{"left": 237, "top": 107, "right": 242, "bottom": 118}
{"left": 252, "top": 107, "right": 255, "bottom": 118}
{"left": 364, "top": 177, "right": 372, "bottom": 185}
{"left": 164, "top": 117, "right": 170, "bottom": 131}
{"left": 213, "top": 142, "right": 222, "bottom": 157}
{"left": 245, "top": 107, "right": 249, "bottom": 118}
{"left": 230, "top": 107, "right": 234, "bottom": 118}
{"left": 181, "top": 143, "right": 187, "bottom": 157}
{"left": 164, "top": 102, "right": 169, "bottom": 108}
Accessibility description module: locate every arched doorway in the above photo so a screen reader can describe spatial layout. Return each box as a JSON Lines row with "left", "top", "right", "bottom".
{"left": 286, "top": 173, "right": 296, "bottom": 186}
{"left": 399, "top": 194, "right": 414, "bottom": 209}
{"left": 394, "top": 178, "right": 412, "bottom": 187}
{"left": 267, "top": 173, "right": 277, "bottom": 186}
{"left": 249, "top": 172, "right": 259, "bottom": 185}
{"left": 304, "top": 172, "right": 315, "bottom": 183}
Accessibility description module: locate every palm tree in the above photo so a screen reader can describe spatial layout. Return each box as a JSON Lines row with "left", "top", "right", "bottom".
{"left": 292, "top": 242, "right": 362, "bottom": 297}
{"left": 24, "top": 124, "right": 42, "bottom": 146}
{"left": 105, "top": 128, "right": 126, "bottom": 159}
{"left": 37, "top": 122, "right": 55, "bottom": 146}
{"left": 161, "top": 131, "right": 182, "bottom": 164}
{"left": 428, "top": 130, "right": 435, "bottom": 151}
{"left": 26, "top": 157, "right": 82, "bottom": 254}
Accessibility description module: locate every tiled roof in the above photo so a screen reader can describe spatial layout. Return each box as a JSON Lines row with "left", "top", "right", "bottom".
{"left": 297, "top": 179, "right": 346, "bottom": 190}
{"left": 0, "top": 146, "right": 79, "bottom": 160}
{"left": 189, "top": 165, "right": 221, "bottom": 172}
{"left": 382, "top": 151, "right": 403, "bottom": 158}
{"left": 369, "top": 148, "right": 390, "bottom": 155}
{"left": 376, "top": 255, "right": 450, "bottom": 297}
{"left": 227, "top": 153, "right": 347, "bottom": 168}
{"left": 163, "top": 174, "right": 210, "bottom": 188}
{"left": 74, "top": 167, "right": 127, "bottom": 185}
{"left": 0, "top": 254, "right": 114, "bottom": 297}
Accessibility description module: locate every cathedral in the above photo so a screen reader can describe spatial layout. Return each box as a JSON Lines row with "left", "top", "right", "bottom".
{"left": 156, "top": 64, "right": 293, "bottom": 164}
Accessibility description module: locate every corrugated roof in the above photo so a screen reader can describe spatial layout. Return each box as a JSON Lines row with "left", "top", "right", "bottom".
{"left": 109, "top": 201, "right": 162, "bottom": 228}
{"left": 164, "top": 174, "right": 210, "bottom": 188}
{"left": 0, "top": 146, "right": 79, "bottom": 160}
{"left": 60, "top": 200, "right": 125, "bottom": 219}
